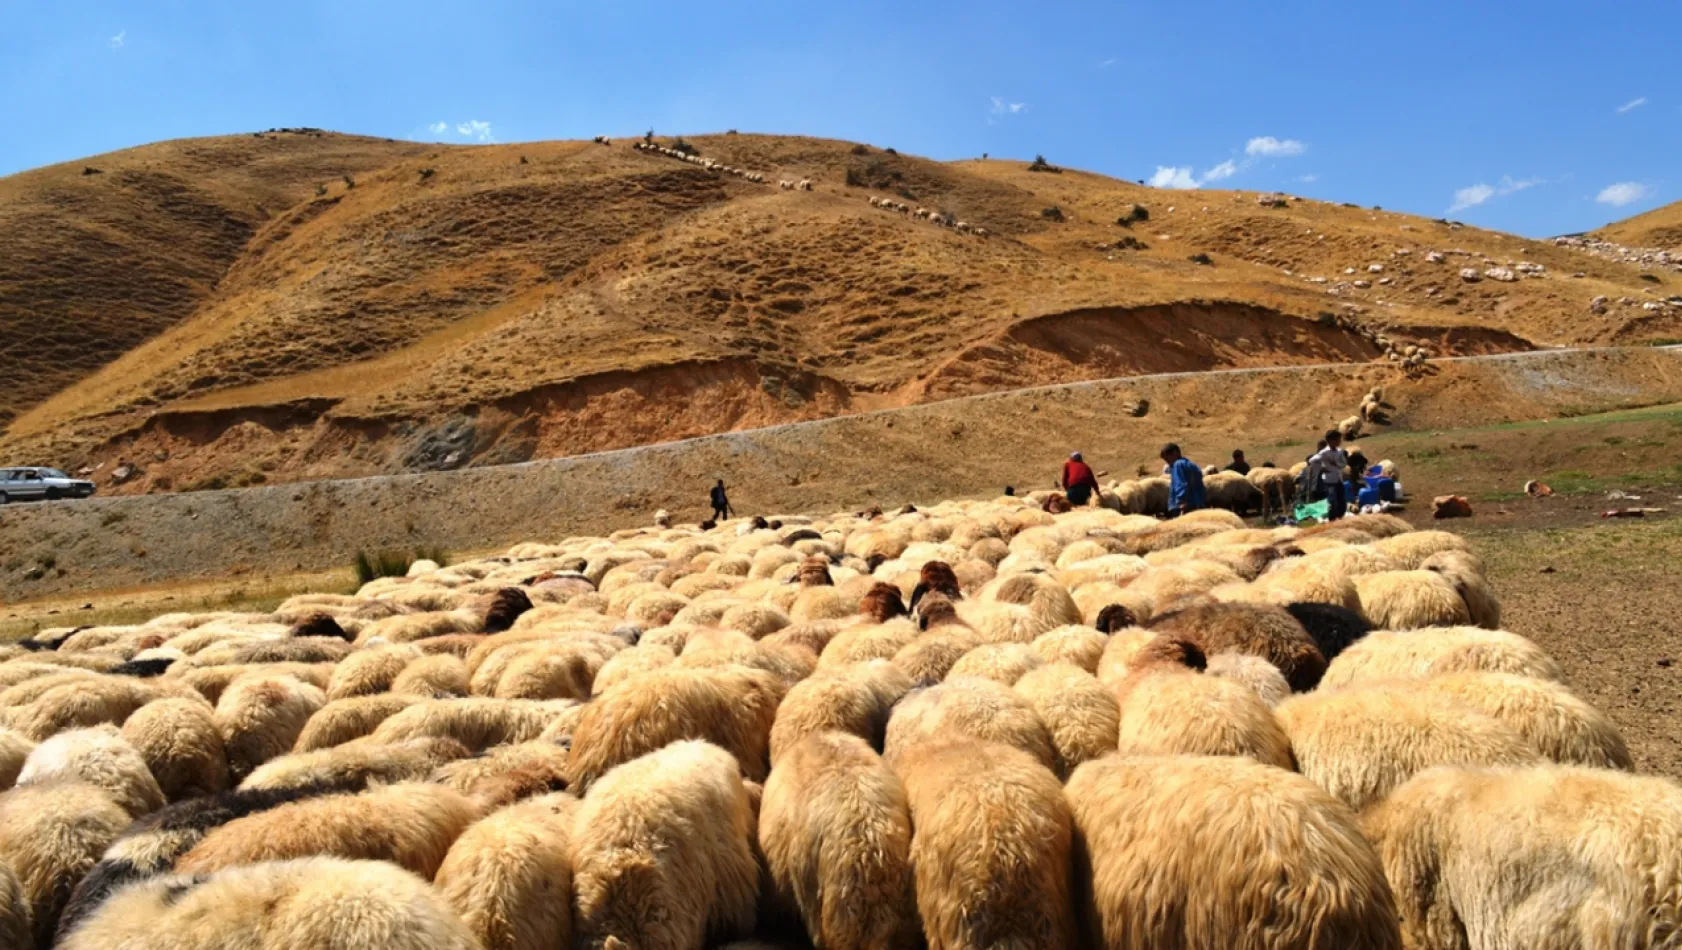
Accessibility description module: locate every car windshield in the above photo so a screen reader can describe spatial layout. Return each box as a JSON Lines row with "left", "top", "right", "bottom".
{"left": 38, "top": 468, "right": 68, "bottom": 479}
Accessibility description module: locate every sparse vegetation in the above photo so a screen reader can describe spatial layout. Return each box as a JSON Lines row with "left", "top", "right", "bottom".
{"left": 82, "top": 166, "right": 103, "bottom": 176}
{"left": 726, "top": 129, "right": 738, "bottom": 135}
{"left": 1041, "top": 206, "right": 1066, "bottom": 222}
{"left": 418, "top": 168, "right": 435, "bottom": 180}
{"left": 1189, "top": 252, "right": 1214, "bottom": 265}
{"left": 884, "top": 147, "right": 897, "bottom": 155}
{"left": 342, "top": 175, "right": 356, "bottom": 189}
{"left": 670, "top": 138, "right": 698, "bottom": 156}
{"left": 353, "top": 546, "right": 447, "bottom": 585}
{"left": 1027, "top": 154, "right": 1061, "bottom": 174}
{"left": 845, "top": 157, "right": 905, "bottom": 191}
{"left": 1641, "top": 274, "right": 1662, "bottom": 283}
{"left": 1117, "top": 204, "right": 1149, "bottom": 227}
{"left": 851, "top": 144, "right": 870, "bottom": 155}
{"left": 315, "top": 184, "right": 328, "bottom": 197}
{"left": 519, "top": 156, "right": 529, "bottom": 165}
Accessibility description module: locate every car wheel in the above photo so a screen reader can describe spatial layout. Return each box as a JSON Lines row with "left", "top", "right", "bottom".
{"left": 0, "top": 492, "right": 8, "bottom": 505}
{"left": 44, "top": 488, "right": 61, "bottom": 501}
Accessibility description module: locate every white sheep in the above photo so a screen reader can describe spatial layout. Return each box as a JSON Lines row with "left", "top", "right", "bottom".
{"left": 798, "top": 179, "right": 813, "bottom": 191}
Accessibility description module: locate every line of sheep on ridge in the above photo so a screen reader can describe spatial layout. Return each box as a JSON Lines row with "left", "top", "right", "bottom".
{"left": 628, "top": 140, "right": 768, "bottom": 183}
{"left": 867, "top": 196, "right": 991, "bottom": 237}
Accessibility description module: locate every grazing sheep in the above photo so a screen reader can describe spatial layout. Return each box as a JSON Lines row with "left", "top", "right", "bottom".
{"left": 895, "top": 739, "right": 1075, "bottom": 950}
{"left": 430, "top": 738, "right": 572, "bottom": 806}
{"left": 1065, "top": 754, "right": 1401, "bottom": 950}
{"left": 769, "top": 661, "right": 911, "bottom": 764}
{"left": 17, "top": 725, "right": 167, "bottom": 818}
{"left": 1111, "top": 636, "right": 1294, "bottom": 768}
{"left": 883, "top": 676, "right": 1057, "bottom": 773}
{"left": 390, "top": 652, "right": 470, "bottom": 697}
{"left": 760, "top": 732, "right": 918, "bottom": 950}
{"left": 369, "top": 697, "right": 575, "bottom": 751}
{"left": 57, "top": 857, "right": 479, "bottom": 950}
{"left": 325, "top": 644, "right": 421, "bottom": 699}
{"left": 1012, "top": 663, "right": 1119, "bottom": 773}
{"left": 1360, "top": 765, "right": 1682, "bottom": 950}
{"left": 120, "top": 697, "right": 229, "bottom": 802}
{"left": 591, "top": 642, "right": 678, "bottom": 694}
{"left": 572, "top": 740, "right": 759, "bottom": 950}
{"left": 1204, "top": 652, "right": 1292, "bottom": 706}
{"left": 5, "top": 674, "right": 157, "bottom": 741}
{"left": 1409, "top": 672, "right": 1632, "bottom": 769}
{"left": 1029, "top": 625, "right": 1107, "bottom": 673}
{"left": 175, "top": 781, "right": 481, "bottom": 878}
{"left": 292, "top": 694, "right": 423, "bottom": 751}
{"left": 0, "top": 781, "right": 131, "bottom": 948}
{"left": 1282, "top": 600, "right": 1372, "bottom": 661}
{"left": 435, "top": 792, "right": 579, "bottom": 950}
{"left": 1319, "top": 627, "right": 1562, "bottom": 688}
{"left": 1422, "top": 549, "right": 1502, "bottom": 629}
{"left": 1148, "top": 601, "right": 1326, "bottom": 691}
{"left": 1371, "top": 529, "right": 1468, "bottom": 569}
{"left": 1275, "top": 683, "right": 1540, "bottom": 810}
{"left": 947, "top": 642, "right": 1044, "bottom": 684}
{"left": 215, "top": 674, "right": 327, "bottom": 782}
{"left": 0, "top": 727, "right": 36, "bottom": 790}
{"left": 1202, "top": 471, "right": 1265, "bottom": 513}
{"left": 1355, "top": 570, "right": 1473, "bottom": 629}
{"left": 240, "top": 736, "right": 470, "bottom": 794}
{"left": 567, "top": 664, "right": 784, "bottom": 789}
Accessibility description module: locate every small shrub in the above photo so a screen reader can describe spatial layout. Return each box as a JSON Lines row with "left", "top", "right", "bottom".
{"left": 519, "top": 156, "right": 529, "bottom": 165}
{"left": 897, "top": 187, "right": 917, "bottom": 201}
{"left": 644, "top": 129, "right": 655, "bottom": 144}
{"left": 315, "top": 184, "right": 328, "bottom": 197}
{"left": 1028, "top": 155, "right": 1061, "bottom": 174}
{"left": 418, "top": 168, "right": 435, "bottom": 180}
{"left": 1041, "top": 206, "right": 1066, "bottom": 222}
{"left": 82, "top": 166, "right": 103, "bottom": 176}
{"left": 1640, "top": 273, "right": 1661, "bottom": 283}
{"left": 726, "top": 129, "right": 738, "bottom": 135}
{"left": 845, "top": 168, "right": 864, "bottom": 187}
{"left": 671, "top": 138, "right": 698, "bottom": 156}
{"left": 1189, "top": 252, "right": 1214, "bottom": 265}
{"left": 851, "top": 144, "right": 870, "bottom": 155}
{"left": 1117, "top": 204, "right": 1149, "bottom": 227}
{"left": 342, "top": 175, "right": 355, "bottom": 189}
{"left": 351, "top": 546, "right": 448, "bottom": 586}
{"left": 884, "top": 147, "right": 897, "bottom": 155}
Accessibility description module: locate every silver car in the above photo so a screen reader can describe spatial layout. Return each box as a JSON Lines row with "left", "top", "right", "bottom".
{"left": 0, "top": 466, "right": 97, "bottom": 503}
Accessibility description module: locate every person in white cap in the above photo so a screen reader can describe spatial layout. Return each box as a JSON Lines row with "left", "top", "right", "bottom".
{"left": 1060, "top": 452, "right": 1100, "bottom": 507}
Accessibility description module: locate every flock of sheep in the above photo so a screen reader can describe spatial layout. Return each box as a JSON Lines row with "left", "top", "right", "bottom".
{"left": 629, "top": 140, "right": 768, "bottom": 184}
{"left": 0, "top": 493, "right": 1669, "bottom": 950}
{"left": 866, "top": 196, "right": 990, "bottom": 237}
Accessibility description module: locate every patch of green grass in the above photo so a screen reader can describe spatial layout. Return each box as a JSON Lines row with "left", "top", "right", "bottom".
{"left": 352, "top": 546, "right": 449, "bottom": 586}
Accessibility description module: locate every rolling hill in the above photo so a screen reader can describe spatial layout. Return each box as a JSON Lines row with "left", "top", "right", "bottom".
{"left": 1594, "top": 198, "right": 1682, "bottom": 252}
{"left": 2, "top": 130, "right": 1678, "bottom": 494}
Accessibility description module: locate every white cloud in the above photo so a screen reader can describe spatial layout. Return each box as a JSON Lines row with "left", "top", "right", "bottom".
{"left": 1098, "top": 57, "right": 1117, "bottom": 68}
{"left": 109, "top": 30, "right": 125, "bottom": 50}
{"left": 989, "top": 97, "right": 1026, "bottom": 116}
{"left": 1446, "top": 175, "right": 1544, "bottom": 212}
{"left": 1616, "top": 97, "right": 1648, "bottom": 114}
{"left": 1201, "top": 159, "right": 1239, "bottom": 183}
{"left": 456, "top": 120, "right": 495, "bottom": 142}
{"left": 1245, "top": 136, "right": 1305, "bottom": 157}
{"left": 1299, "top": 174, "right": 1319, "bottom": 183}
{"left": 1597, "top": 181, "right": 1651, "bottom": 207}
{"left": 1149, "top": 166, "right": 1200, "bottom": 189}
{"left": 427, "top": 121, "right": 448, "bottom": 135}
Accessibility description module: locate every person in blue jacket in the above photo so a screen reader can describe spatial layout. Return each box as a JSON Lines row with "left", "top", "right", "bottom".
{"left": 1160, "top": 443, "right": 1206, "bottom": 516}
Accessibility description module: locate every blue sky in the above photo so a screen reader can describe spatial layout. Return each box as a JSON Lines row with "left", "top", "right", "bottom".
{"left": 2, "top": 0, "right": 1676, "bottom": 237}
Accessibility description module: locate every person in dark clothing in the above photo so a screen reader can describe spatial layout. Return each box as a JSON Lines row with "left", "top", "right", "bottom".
{"left": 709, "top": 480, "right": 733, "bottom": 521}
{"left": 1226, "top": 450, "right": 1251, "bottom": 475}
{"left": 1060, "top": 452, "right": 1101, "bottom": 507}
{"left": 1160, "top": 443, "right": 1206, "bottom": 515}
{"left": 1346, "top": 449, "right": 1369, "bottom": 487}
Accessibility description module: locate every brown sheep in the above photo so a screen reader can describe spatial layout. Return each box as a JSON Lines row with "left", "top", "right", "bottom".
{"left": 435, "top": 792, "right": 579, "bottom": 950}
{"left": 174, "top": 781, "right": 481, "bottom": 878}
{"left": 368, "top": 697, "right": 577, "bottom": 752}
{"left": 1276, "top": 682, "right": 1541, "bottom": 810}
{"left": 858, "top": 583, "right": 909, "bottom": 622}
{"left": 291, "top": 694, "right": 423, "bottom": 751}
{"left": 883, "top": 676, "right": 1057, "bottom": 774}
{"left": 214, "top": 674, "right": 327, "bottom": 782}
{"left": 1147, "top": 601, "right": 1326, "bottom": 691}
{"left": 571, "top": 740, "right": 759, "bottom": 950}
{"left": 567, "top": 664, "right": 784, "bottom": 789}
{"left": 239, "top": 736, "right": 471, "bottom": 794}
{"left": 430, "top": 739, "right": 572, "bottom": 807}
{"left": 895, "top": 739, "right": 1075, "bottom": 950}
{"left": 0, "top": 860, "right": 28, "bottom": 950}
{"left": 1012, "top": 663, "right": 1119, "bottom": 774}
{"left": 57, "top": 856, "right": 479, "bottom": 950}
{"left": 769, "top": 660, "right": 912, "bottom": 764}
{"left": 120, "top": 697, "right": 230, "bottom": 802}
{"left": 1066, "top": 754, "right": 1401, "bottom": 950}
{"left": 760, "top": 732, "right": 918, "bottom": 950}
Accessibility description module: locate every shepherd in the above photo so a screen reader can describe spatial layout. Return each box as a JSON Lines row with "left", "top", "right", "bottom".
{"left": 1061, "top": 452, "right": 1100, "bottom": 507}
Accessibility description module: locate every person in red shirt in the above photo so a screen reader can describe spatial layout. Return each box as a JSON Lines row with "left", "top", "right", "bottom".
{"left": 1060, "top": 451, "right": 1100, "bottom": 507}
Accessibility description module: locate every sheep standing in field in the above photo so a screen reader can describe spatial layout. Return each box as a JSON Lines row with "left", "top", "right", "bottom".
{"left": 215, "top": 675, "right": 327, "bottom": 782}
{"left": 798, "top": 179, "right": 813, "bottom": 190}
{"left": 1319, "top": 627, "right": 1562, "bottom": 688}
{"left": 769, "top": 661, "right": 911, "bottom": 764}
{"left": 435, "top": 792, "right": 579, "bottom": 950}
{"left": 567, "top": 664, "right": 784, "bottom": 788}
{"left": 0, "top": 781, "right": 131, "bottom": 948}
{"left": 760, "top": 732, "right": 918, "bottom": 950}
{"left": 1109, "top": 635, "right": 1295, "bottom": 768}
{"left": 1408, "top": 672, "right": 1631, "bottom": 769}
{"left": 894, "top": 739, "right": 1075, "bottom": 950}
{"left": 174, "top": 781, "right": 481, "bottom": 878}
{"left": 1275, "top": 682, "right": 1540, "bottom": 810}
{"left": 883, "top": 676, "right": 1057, "bottom": 774}
{"left": 120, "top": 697, "right": 229, "bottom": 802}
{"left": 1012, "top": 663, "right": 1119, "bottom": 773}
{"left": 1147, "top": 601, "right": 1326, "bottom": 691}
{"left": 57, "top": 857, "right": 479, "bottom": 950}
{"left": 1067, "top": 754, "right": 1400, "bottom": 950}
{"left": 572, "top": 740, "right": 759, "bottom": 950}
{"left": 16, "top": 725, "right": 167, "bottom": 818}
{"left": 1361, "top": 765, "right": 1682, "bottom": 950}
{"left": 1355, "top": 570, "right": 1474, "bottom": 629}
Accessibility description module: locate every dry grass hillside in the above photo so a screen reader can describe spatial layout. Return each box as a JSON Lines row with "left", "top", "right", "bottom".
{"left": 1594, "top": 198, "right": 1682, "bottom": 251}
{"left": 2, "top": 130, "right": 1677, "bottom": 494}
{"left": 0, "top": 130, "right": 430, "bottom": 429}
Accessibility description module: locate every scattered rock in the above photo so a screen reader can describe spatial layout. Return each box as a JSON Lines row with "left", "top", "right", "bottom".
{"left": 1590, "top": 295, "right": 1609, "bottom": 314}
{"left": 1256, "top": 195, "right": 1288, "bottom": 208}
{"left": 110, "top": 462, "right": 140, "bottom": 485}
{"left": 1425, "top": 251, "right": 1445, "bottom": 263}
{"left": 1353, "top": 280, "right": 1372, "bottom": 289}
{"left": 1485, "top": 267, "right": 1517, "bottom": 282}
{"left": 1125, "top": 399, "right": 1150, "bottom": 417}
{"left": 1538, "top": 566, "right": 1557, "bottom": 574}
{"left": 1459, "top": 268, "right": 1482, "bottom": 282}
{"left": 1659, "top": 658, "right": 1673, "bottom": 669}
